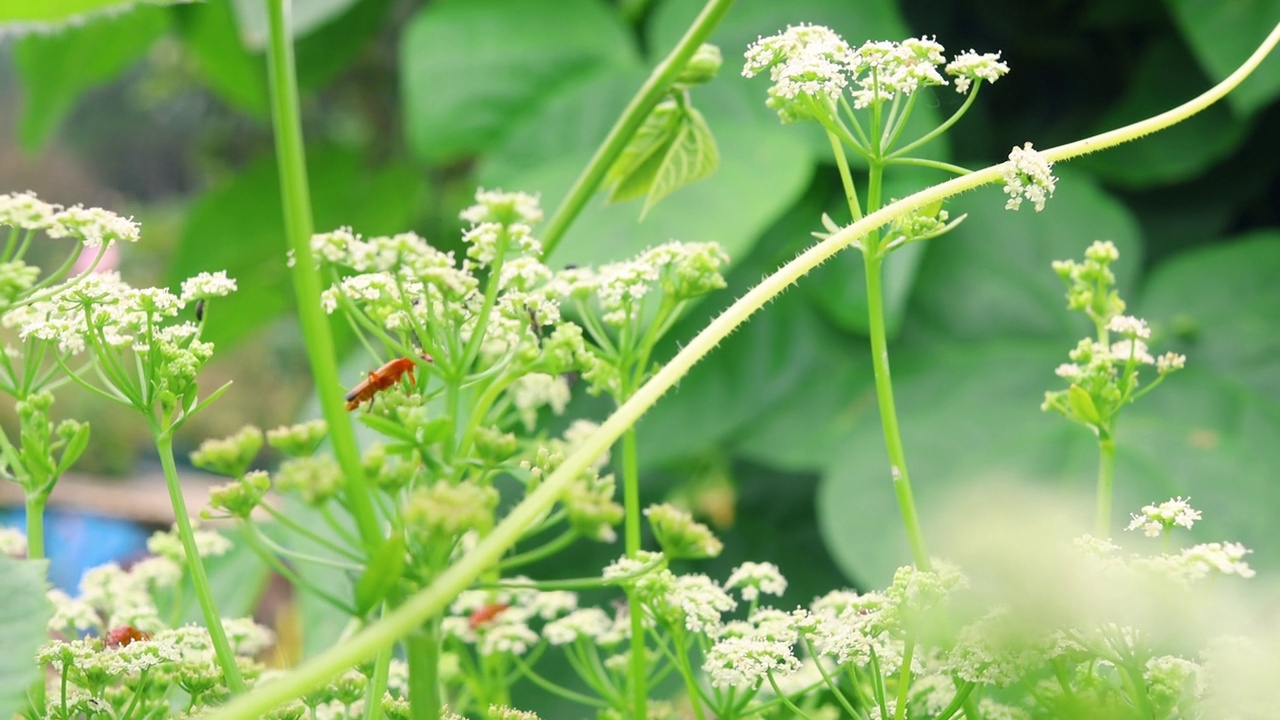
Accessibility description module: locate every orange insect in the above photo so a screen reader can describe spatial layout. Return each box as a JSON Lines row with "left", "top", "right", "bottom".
{"left": 345, "top": 356, "right": 430, "bottom": 411}
{"left": 468, "top": 602, "right": 511, "bottom": 630}
{"left": 104, "top": 625, "right": 151, "bottom": 648}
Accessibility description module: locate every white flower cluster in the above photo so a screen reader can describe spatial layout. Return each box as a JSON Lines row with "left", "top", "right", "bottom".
{"left": 1126, "top": 496, "right": 1202, "bottom": 537}
{"left": 743, "top": 27, "right": 1008, "bottom": 121}
{"left": 0, "top": 191, "right": 140, "bottom": 247}
{"left": 1003, "top": 142, "right": 1057, "bottom": 212}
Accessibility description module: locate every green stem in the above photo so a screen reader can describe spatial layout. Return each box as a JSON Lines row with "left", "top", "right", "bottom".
{"left": 196, "top": 30, "right": 1280, "bottom": 714}
{"left": 1095, "top": 434, "right": 1116, "bottom": 537}
{"left": 364, "top": 639, "right": 392, "bottom": 720}
{"left": 539, "top": 0, "right": 736, "bottom": 258}
{"left": 25, "top": 495, "right": 45, "bottom": 720}
{"left": 262, "top": 0, "right": 380, "bottom": 553}
{"left": 154, "top": 429, "right": 244, "bottom": 693}
{"left": 893, "top": 633, "right": 916, "bottom": 720}
{"left": 23, "top": 494, "right": 44, "bottom": 560}
{"left": 406, "top": 622, "right": 442, "bottom": 720}
{"left": 863, "top": 252, "right": 930, "bottom": 570}
{"left": 618, "top": 426, "right": 647, "bottom": 720}
{"left": 827, "top": 130, "right": 863, "bottom": 221}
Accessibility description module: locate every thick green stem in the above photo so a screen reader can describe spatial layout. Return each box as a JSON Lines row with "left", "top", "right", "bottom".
{"left": 263, "top": 0, "right": 381, "bottom": 553}
{"left": 1095, "top": 434, "right": 1116, "bottom": 537}
{"left": 863, "top": 253, "right": 930, "bottom": 570}
{"left": 539, "top": 0, "right": 736, "bottom": 258}
{"left": 406, "top": 623, "right": 442, "bottom": 720}
{"left": 619, "top": 427, "right": 647, "bottom": 720}
{"left": 24, "top": 494, "right": 44, "bottom": 560}
{"left": 154, "top": 430, "right": 244, "bottom": 693}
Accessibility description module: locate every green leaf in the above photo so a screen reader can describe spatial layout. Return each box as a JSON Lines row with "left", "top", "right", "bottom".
{"left": 480, "top": 73, "right": 812, "bottom": 269}
{"left": 0, "top": 556, "right": 53, "bottom": 719}
{"left": 171, "top": 1, "right": 269, "bottom": 117}
{"left": 169, "top": 148, "right": 428, "bottom": 350}
{"left": 1067, "top": 384, "right": 1102, "bottom": 426}
{"left": 642, "top": 103, "right": 719, "bottom": 217}
{"left": 0, "top": 0, "right": 181, "bottom": 33}
{"left": 605, "top": 99, "right": 721, "bottom": 218}
{"left": 294, "top": 0, "right": 395, "bottom": 90}
{"left": 605, "top": 100, "right": 683, "bottom": 203}
{"left": 353, "top": 532, "right": 405, "bottom": 615}
{"left": 1075, "top": 37, "right": 1248, "bottom": 188}
{"left": 400, "top": 0, "right": 640, "bottom": 164}
{"left": 817, "top": 342, "right": 1099, "bottom": 586}
{"left": 1167, "top": 0, "right": 1280, "bottom": 115}
{"left": 56, "top": 423, "right": 92, "bottom": 475}
{"left": 13, "top": 5, "right": 168, "bottom": 151}
{"left": 1138, "top": 232, "right": 1280, "bottom": 403}
{"left": 906, "top": 169, "right": 1143, "bottom": 345}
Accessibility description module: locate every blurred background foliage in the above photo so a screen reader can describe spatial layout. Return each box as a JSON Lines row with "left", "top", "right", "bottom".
{"left": 2, "top": 0, "right": 1279, "bottom": 642}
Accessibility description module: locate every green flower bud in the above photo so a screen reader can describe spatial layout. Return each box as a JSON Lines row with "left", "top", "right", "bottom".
{"left": 675, "top": 43, "right": 722, "bottom": 87}
{"left": 266, "top": 419, "right": 328, "bottom": 457}
{"left": 190, "top": 426, "right": 264, "bottom": 478}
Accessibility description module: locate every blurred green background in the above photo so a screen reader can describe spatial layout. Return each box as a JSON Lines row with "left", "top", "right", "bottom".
{"left": 1, "top": 0, "right": 1278, "bottom": 613}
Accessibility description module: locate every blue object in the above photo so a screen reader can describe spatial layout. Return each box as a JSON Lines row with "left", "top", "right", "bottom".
{"left": 1, "top": 507, "right": 150, "bottom": 592}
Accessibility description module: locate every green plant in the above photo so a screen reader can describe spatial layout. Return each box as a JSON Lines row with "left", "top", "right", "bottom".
{"left": 2, "top": 2, "right": 1280, "bottom": 720}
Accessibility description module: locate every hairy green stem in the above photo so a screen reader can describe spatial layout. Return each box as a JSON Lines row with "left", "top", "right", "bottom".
{"left": 539, "top": 0, "right": 736, "bottom": 258}
{"left": 198, "top": 28, "right": 1280, "bottom": 715}
{"left": 154, "top": 430, "right": 244, "bottom": 692}
{"left": 864, "top": 253, "right": 930, "bottom": 570}
{"left": 262, "top": 0, "right": 380, "bottom": 553}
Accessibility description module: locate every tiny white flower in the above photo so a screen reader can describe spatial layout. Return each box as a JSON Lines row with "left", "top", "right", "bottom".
{"left": 1106, "top": 315, "right": 1151, "bottom": 339}
{"left": 946, "top": 50, "right": 1010, "bottom": 94}
{"left": 1110, "top": 338, "right": 1155, "bottom": 365}
{"left": 180, "top": 271, "right": 237, "bottom": 302}
{"left": 724, "top": 561, "right": 788, "bottom": 602}
{"left": 1003, "top": 142, "right": 1057, "bottom": 212}
{"left": 1157, "top": 352, "right": 1186, "bottom": 374}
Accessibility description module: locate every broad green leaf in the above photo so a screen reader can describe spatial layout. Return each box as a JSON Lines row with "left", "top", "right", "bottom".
{"left": 817, "top": 342, "right": 1080, "bottom": 586}
{"left": 171, "top": 1, "right": 269, "bottom": 117}
{"left": 400, "top": 0, "right": 640, "bottom": 164}
{"left": 1075, "top": 37, "right": 1248, "bottom": 188}
{"left": 1167, "top": 0, "right": 1280, "bottom": 115}
{"left": 13, "top": 5, "right": 168, "bottom": 151}
{"left": 905, "top": 169, "right": 1143, "bottom": 346}
{"left": 1138, "top": 232, "right": 1280, "bottom": 402}
{"left": 0, "top": 0, "right": 181, "bottom": 32}
{"left": 169, "top": 148, "right": 428, "bottom": 350}
{"left": 294, "top": 0, "right": 395, "bottom": 90}
{"left": 480, "top": 73, "right": 812, "bottom": 269}
{"left": 815, "top": 342, "right": 1280, "bottom": 587}
{"left": 0, "top": 556, "right": 53, "bottom": 719}
{"left": 229, "top": 0, "right": 361, "bottom": 49}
